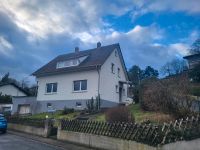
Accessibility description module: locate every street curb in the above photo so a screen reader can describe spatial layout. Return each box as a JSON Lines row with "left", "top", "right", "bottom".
{"left": 8, "top": 130, "right": 94, "bottom": 150}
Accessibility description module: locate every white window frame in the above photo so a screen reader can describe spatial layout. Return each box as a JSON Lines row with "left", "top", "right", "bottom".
{"left": 46, "top": 83, "right": 57, "bottom": 94}
{"left": 73, "top": 80, "right": 87, "bottom": 92}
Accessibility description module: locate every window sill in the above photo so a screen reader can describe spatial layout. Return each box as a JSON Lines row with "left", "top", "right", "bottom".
{"left": 72, "top": 90, "right": 87, "bottom": 93}
{"left": 45, "top": 92, "right": 57, "bottom": 95}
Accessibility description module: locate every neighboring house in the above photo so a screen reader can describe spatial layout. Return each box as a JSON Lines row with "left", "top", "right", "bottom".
{"left": 0, "top": 83, "right": 28, "bottom": 97}
{"left": 0, "top": 83, "right": 29, "bottom": 113}
{"left": 29, "top": 43, "right": 130, "bottom": 113}
{"left": 184, "top": 53, "right": 200, "bottom": 69}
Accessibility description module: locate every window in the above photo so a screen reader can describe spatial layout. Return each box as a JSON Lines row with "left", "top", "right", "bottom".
{"left": 73, "top": 80, "right": 87, "bottom": 91}
{"left": 47, "top": 103, "right": 52, "bottom": 108}
{"left": 115, "top": 50, "right": 118, "bottom": 57}
{"left": 46, "top": 83, "right": 57, "bottom": 93}
{"left": 111, "top": 63, "right": 115, "bottom": 74}
{"left": 76, "top": 102, "right": 82, "bottom": 107}
{"left": 118, "top": 68, "right": 120, "bottom": 77}
{"left": 56, "top": 56, "right": 88, "bottom": 69}
{"left": 123, "top": 88, "right": 126, "bottom": 96}
{"left": 115, "top": 85, "right": 119, "bottom": 93}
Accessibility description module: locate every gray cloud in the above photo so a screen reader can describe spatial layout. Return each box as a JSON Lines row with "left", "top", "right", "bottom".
{"left": 0, "top": 0, "right": 199, "bottom": 83}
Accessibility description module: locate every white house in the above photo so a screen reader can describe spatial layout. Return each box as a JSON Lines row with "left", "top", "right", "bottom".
{"left": 15, "top": 43, "right": 130, "bottom": 114}
{"left": 0, "top": 83, "right": 28, "bottom": 113}
{"left": 0, "top": 83, "right": 28, "bottom": 97}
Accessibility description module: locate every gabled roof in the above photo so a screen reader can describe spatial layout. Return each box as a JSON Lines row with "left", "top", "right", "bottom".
{"left": 32, "top": 43, "right": 127, "bottom": 78}
{"left": 0, "top": 82, "right": 29, "bottom": 96}
{"left": 183, "top": 53, "right": 200, "bottom": 59}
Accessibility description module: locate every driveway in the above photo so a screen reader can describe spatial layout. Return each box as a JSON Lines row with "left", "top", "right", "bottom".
{"left": 0, "top": 132, "right": 94, "bottom": 150}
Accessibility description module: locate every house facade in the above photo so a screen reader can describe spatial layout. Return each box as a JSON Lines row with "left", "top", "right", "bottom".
{"left": 184, "top": 53, "right": 200, "bottom": 69}
{"left": 0, "top": 83, "right": 28, "bottom": 97}
{"left": 32, "top": 43, "right": 130, "bottom": 113}
{"left": 12, "top": 43, "right": 129, "bottom": 114}
{"left": 0, "top": 83, "right": 28, "bottom": 113}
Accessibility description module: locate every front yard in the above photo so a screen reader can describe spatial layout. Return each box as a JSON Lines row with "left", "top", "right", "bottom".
{"left": 26, "top": 111, "right": 79, "bottom": 120}
{"left": 25, "top": 104, "right": 173, "bottom": 123}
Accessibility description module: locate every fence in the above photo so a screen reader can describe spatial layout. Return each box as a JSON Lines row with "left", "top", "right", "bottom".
{"left": 60, "top": 115, "right": 200, "bottom": 146}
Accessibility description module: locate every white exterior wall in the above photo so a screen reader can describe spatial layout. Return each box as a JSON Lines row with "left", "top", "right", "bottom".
{"left": 99, "top": 49, "right": 128, "bottom": 103}
{"left": 0, "top": 85, "right": 26, "bottom": 96}
{"left": 36, "top": 70, "right": 99, "bottom": 101}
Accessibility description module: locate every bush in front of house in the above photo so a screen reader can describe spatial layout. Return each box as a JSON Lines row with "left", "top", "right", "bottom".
{"left": 190, "top": 86, "right": 200, "bottom": 96}
{"left": 0, "top": 92, "right": 12, "bottom": 104}
{"left": 105, "top": 106, "right": 134, "bottom": 123}
{"left": 140, "top": 74, "right": 196, "bottom": 118}
{"left": 86, "top": 95, "right": 101, "bottom": 113}
{"left": 62, "top": 106, "right": 74, "bottom": 115}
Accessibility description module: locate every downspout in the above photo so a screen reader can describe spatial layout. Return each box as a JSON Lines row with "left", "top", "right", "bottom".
{"left": 96, "top": 65, "right": 101, "bottom": 97}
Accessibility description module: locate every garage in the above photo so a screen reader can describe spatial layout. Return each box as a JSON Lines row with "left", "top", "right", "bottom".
{"left": 18, "top": 104, "right": 31, "bottom": 114}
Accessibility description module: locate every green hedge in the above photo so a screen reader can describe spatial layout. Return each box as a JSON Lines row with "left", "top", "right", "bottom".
{"left": 191, "top": 87, "right": 200, "bottom": 96}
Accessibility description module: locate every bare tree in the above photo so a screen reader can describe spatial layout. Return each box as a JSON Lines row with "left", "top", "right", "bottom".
{"left": 190, "top": 38, "right": 200, "bottom": 54}
{"left": 140, "top": 74, "right": 195, "bottom": 118}
{"left": 160, "top": 58, "right": 187, "bottom": 76}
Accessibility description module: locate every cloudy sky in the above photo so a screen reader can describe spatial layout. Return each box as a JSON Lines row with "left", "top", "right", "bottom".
{"left": 0, "top": 0, "right": 200, "bottom": 83}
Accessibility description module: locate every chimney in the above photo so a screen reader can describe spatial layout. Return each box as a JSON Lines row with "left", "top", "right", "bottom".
{"left": 75, "top": 47, "right": 79, "bottom": 53}
{"left": 97, "top": 42, "right": 101, "bottom": 48}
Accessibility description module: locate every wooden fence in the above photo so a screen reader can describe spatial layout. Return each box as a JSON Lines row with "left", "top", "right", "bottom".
{"left": 61, "top": 115, "right": 200, "bottom": 146}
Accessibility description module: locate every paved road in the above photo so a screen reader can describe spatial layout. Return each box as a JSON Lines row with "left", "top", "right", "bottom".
{"left": 0, "top": 133, "right": 63, "bottom": 150}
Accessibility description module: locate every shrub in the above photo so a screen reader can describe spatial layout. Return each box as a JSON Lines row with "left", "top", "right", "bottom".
{"left": 62, "top": 106, "right": 74, "bottom": 115}
{"left": 140, "top": 74, "right": 195, "bottom": 118}
{"left": 86, "top": 95, "right": 101, "bottom": 113}
{"left": 105, "top": 106, "right": 134, "bottom": 123}
{"left": 190, "top": 86, "right": 200, "bottom": 96}
{"left": 0, "top": 93, "right": 12, "bottom": 104}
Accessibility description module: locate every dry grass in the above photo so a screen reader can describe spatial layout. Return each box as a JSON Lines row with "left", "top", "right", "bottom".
{"left": 129, "top": 104, "right": 174, "bottom": 123}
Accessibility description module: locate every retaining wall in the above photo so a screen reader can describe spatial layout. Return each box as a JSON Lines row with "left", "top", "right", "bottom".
{"left": 57, "top": 129, "right": 156, "bottom": 150}
{"left": 57, "top": 128, "right": 200, "bottom": 150}
{"left": 8, "top": 122, "right": 50, "bottom": 137}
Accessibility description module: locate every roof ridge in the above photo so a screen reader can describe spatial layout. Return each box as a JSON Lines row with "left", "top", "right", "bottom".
{"left": 57, "top": 43, "right": 119, "bottom": 58}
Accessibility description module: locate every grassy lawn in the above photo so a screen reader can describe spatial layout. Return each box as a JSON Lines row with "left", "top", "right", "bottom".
{"left": 25, "top": 104, "right": 173, "bottom": 123}
{"left": 129, "top": 104, "right": 173, "bottom": 123}
{"left": 92, "top": 113, "right": 105, "bottom": 121}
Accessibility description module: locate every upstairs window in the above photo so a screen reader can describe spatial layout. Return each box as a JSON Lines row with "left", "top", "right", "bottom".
{"left": 46, "top": 83, "right": 57, "bottom": 93}
{"left": 73, "top": 80, "right": 87, "bottom": 91}
{"left": 57, "top": 59, "right": 78, "bottom": 68}
{"left": 118, "top": 68, "right": 120, "bottom": 77}
{"left": 115, "top": 50, "right": 118, "bottom": 57}
{"left": 111, "top": 63, "right": 115, "bottom": 74}
{"left": 56, "top": 55, "right": 88, "bottom": 69}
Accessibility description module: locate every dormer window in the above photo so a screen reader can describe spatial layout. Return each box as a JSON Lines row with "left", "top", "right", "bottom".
{"left": 56, "top": 55, "right": 88, "bottom": 69}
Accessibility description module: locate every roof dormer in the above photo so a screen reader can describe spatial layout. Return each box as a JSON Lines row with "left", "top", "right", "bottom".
{"left": 56, "top": 55, "right": 88, "bottom": 69}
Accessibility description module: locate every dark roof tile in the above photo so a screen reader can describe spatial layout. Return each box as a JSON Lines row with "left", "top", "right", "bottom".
{"left": 32, "top": 43, "right": 119, "bottom": 77}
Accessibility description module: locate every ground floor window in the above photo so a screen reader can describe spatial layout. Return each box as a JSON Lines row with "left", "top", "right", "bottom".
{"left": 76, "top": 102, "right": 82, "bottom": 107}
{"left": 73, "top": 80, "right": 87, "bottom": 91}
{"left": 46, "top": 83, "right": 57, "bottom": 93}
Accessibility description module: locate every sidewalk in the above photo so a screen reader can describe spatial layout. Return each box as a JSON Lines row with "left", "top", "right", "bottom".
{"left": 8, "top": 130, "right": 95, "bottom": 150}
